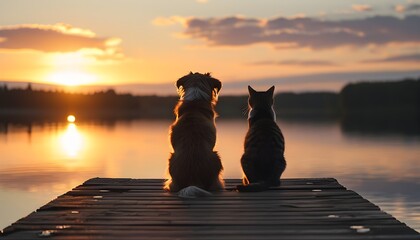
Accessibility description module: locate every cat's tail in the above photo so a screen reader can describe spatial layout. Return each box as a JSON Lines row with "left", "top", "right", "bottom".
{"left": 178, "top": 186, "right": 213, "bottom": 198}
{"left": 236, "top": 182, "right": 269, "bottom": 192}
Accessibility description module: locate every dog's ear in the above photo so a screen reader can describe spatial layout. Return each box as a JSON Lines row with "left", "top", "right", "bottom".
{"left": 212, "top": 78, "right": 222, "bottom": 93}
{"left": 176, "top": 75, "right": 187, "bottom": 89}
{"left": 177, "top": 72, "right": 196, "bottom": 89}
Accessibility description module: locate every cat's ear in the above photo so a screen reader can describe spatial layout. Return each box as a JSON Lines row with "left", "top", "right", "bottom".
{"left": 248, "top": 85, "right": 257, "bottom": 94}
{"left": 267, "top": 86, "right": 275, "bottom": 95}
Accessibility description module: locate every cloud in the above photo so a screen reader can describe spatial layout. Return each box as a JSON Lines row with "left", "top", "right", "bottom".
{"left": 406, "top": 3, "right": 420, "bottom": 12}
{"left": 394, "top": 3, "right": 420, "bottom": 13}
{"left": 250, "top": 59, "right": 336, "bottom": 66}
{"left": 0, "top": 23, "right": 124, "bottom": 60}
{"left": 152, "top": 16, "right": 187, "bottom": 26}
{"left": 362, "top": 53, "right": 420, "bottom": 63}
{"left": 170, "top": 15, "right": 420, "bottom": 49}
{"left": 352, "top": 5, "right": 372, "bottom": 12}
{"left": 395, "top": 5, "right": 406, "bottom": 13}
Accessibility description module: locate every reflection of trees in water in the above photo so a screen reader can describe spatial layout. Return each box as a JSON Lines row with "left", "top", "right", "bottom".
{"left": 0, "top": 118, "right": 58, "bottom": 136}
{"left": 2, "top": 113, "right": 420, "bottom": 137}
{"left": 0, "top": 116, "right": 121, "bottom": 136}
{"left": 340, "top": 114, "right": 420, "bottom": 136}
{"left": 0, "top": 110, "right": 178, "bottom": 136}
{"left": 0, "top": 122, "right": 8, "bottom": 134}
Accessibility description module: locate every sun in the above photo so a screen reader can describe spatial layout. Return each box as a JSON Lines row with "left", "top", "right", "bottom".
{"left": 47, "top": 70, "right": 97, "bottom": 86}
{"left": 46, "top": 52, "right": 99, "bottom": 86}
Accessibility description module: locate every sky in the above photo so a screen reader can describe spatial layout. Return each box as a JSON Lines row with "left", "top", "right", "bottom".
{"left": 0, "top": 0, "right": 419, "bottom": 94}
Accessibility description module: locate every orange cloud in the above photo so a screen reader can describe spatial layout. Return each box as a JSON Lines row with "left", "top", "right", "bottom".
{"left": 395, "top": 4, "right": 406, "bottom": 13}
{"left": 352, "top": 5, "right": 372, "bottom": 12}
{"left": 395, "top": 3, "right": 420, "bottom": 13}
{"left": 152, "top": 16, "right": 189, "bottom": 26}
{"left": 0, "top": 23, "right": 124, "bottom": 61}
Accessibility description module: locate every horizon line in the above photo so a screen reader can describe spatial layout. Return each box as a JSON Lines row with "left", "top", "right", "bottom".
{"left": 1, "top": 69, "right": 419, "bottom": 95}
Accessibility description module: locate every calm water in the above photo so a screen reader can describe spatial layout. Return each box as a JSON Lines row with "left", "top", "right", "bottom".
{"left": 0, "top": 119, "right": 419, "bottom": 232}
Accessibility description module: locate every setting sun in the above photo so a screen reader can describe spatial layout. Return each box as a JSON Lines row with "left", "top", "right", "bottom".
{"left": 47, "top": 70, "right": 97, "bottom": 86}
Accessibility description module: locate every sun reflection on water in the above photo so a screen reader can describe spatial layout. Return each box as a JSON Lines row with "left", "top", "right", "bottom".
{"left": 60, "top": 123, "right": 84, "bottom": 158}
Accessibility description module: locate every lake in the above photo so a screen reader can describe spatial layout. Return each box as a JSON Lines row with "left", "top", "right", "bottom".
{"left": 0, "top": 118, "right": 419, "bottom": 232}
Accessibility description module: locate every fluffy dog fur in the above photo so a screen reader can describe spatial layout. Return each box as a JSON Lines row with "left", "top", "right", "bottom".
{"left": 164, "top": 72, "right": 224, "bottom": 197}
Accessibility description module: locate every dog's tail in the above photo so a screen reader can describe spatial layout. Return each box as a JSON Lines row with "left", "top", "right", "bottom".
{"left": 178, "top": 186, "right": 213, "bottom": 198}
{"left": 236, "top": 182, "right": 269, "bottom": 192}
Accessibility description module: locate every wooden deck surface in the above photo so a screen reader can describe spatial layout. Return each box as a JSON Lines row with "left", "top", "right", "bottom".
{"left": 1, "top": 178, "right": 419, "bottom": 240}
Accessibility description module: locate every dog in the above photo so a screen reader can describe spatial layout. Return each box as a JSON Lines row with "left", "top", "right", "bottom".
{"left": 164, "top": 72, "right": 224, "bottom": 198}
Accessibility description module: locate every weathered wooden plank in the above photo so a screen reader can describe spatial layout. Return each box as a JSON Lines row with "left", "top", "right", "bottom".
{"left": 3, "top": 231, "right": 420, "bottom": 240}
{"left": 46, "top": 196, "right": 373, "bottom": 204}
{"left": 82, "top": 178, "right": 339, "bottom": 185}
{"left": 29, "top": 209, "right": 396, "bottom": 217}
{"left": 3, "top": 226, "right": 418, "bottom": 237}
{"left": 21, "top": 215, "right": 398, "bottom": 223}
{"left": 2, "top": 227, "right": 419, "bottom": 240}
{"left": 46, "top": 190, "right": 362, "bottom": 198}
{"left": 1, "top": 178, "right": 418, "bottom": 240}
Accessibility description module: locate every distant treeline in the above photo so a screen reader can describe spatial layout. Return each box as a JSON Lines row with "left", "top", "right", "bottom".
{"left": 0, "top": 78, "right": 419, "bottom": 122}
{"left": 341, "top": 79, "right": 420, "bottom": 116}
{"left": 0, "top": 87, "right": 177, "bottom": 119}
{"left": 340, "top": 79, "right": 420, "bottom": 135}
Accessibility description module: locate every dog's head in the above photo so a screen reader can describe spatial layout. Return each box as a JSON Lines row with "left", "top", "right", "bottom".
{"left": 176, "top": 72, "right": 222, "bottom": 102}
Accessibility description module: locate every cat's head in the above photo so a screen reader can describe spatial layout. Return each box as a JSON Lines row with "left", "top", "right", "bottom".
{"left": 248, "top": 85, "right": 275, "bottom": 107}
{"left": 248, "top": 85, "right": 276, "bottom": 120}
{"left": 176, "top": 72, "right": 222, "bottom": 102}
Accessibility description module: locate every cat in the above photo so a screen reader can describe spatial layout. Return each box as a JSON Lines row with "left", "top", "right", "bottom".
{"left": 164, "top": 72, "right": 224, "bottom": 198}
{"left": 237, "top": 85, "right": 286, "bottom": 192}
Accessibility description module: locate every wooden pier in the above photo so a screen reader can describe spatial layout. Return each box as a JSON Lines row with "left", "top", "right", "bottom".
{"left": 1, "top": 178, "right": 419, "bottom": 239}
